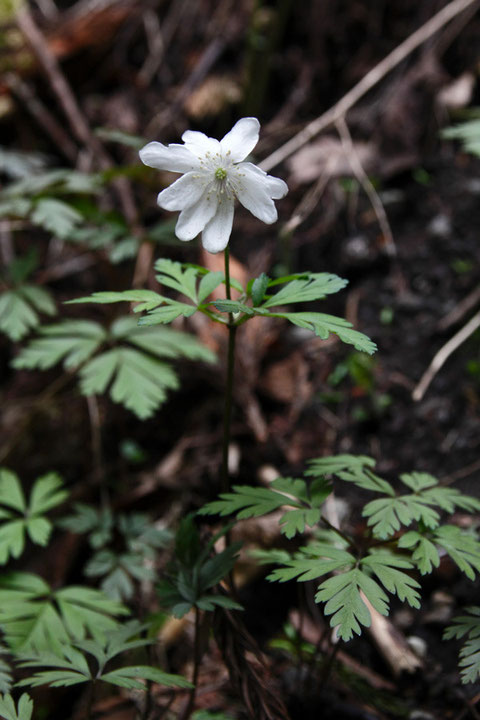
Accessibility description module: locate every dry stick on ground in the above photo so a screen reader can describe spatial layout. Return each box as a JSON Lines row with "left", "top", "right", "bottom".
{"left": 259, "top": 0, "right": 480, "bottom": 173}
{"left": 5, "top": 72, "right": 78, "bottom": 163}
{"left": 335, "top": 117, "right": 396, "bottom": 257}
{"left": 412, "top": 309, "right": 480, "bottom": 402}
{"left": 437, "top": 285, "right": 480, "bottom": 331}
{"left": 15, "top": 5, "right": 140, "bottom": 231}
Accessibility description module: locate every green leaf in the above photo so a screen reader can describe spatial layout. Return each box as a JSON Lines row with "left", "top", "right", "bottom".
{"left": 0, "top": 471, "right": 66, "bottom": 563}
{"left": 444, "top": 607, "right": 480, "bottom": 683}
{"left": 398, "top": 531, "right": 440, "bottom": 575}
{"left": 316, "top": 568, "right": 388, "bottom": 641}
{"left": 250, "top": 273, "right": 270, "bottom": 306}
{"left": 155, "top": 259, "right": 198, "bottom": 303}
{"left": 306, "top": 455, "right": 393, "bottom": 495}
{"left": 0, "top": 572, "right": 127, "bottom": 652}
{"left": 199, "top": 484, "right": 302, "bottom": 520}
{"left": 361, "top": 552, "right": 421, "bottom": 608}
{"left": 267, "top": 544, "right": 354, "bottom": 583}
{"left": 363, "top": 495, "right": 440, "bottom": 540}
{"left": 198, "top": 271, "right": 224, "bottom": 303}
{"left": 433, "top": 526, "right": 480, "bottom": 581}
{"left": 0, "top": 286, "right": 56, "bottom": 341}
{"left": 213, "top": 299, "right": 254, "bottom": 315}
{"left": 101, "top": 665, "right": 192, "bottom": 690}
{"left": 0, "top": 694, "right": 33, "bottom": 720}
{"left": 138, "top": 302, "right": 197, "bottom": 325}
{"left": 31, "top": 198, "right": 82, "bottom": 238}
{"left": 12, "top": 320, "right": 106, "bottom": 370}
{"left": 278, "top": 312, "right": 376, "bottom": 354}
{"left": 66, "top": 289, "right": 164, "bottom": 312}
{"left": 261, "top": 273, "right": 347, "bottom": 307}
{"left": 14, "top": 316, "right": 214, "bottom": 418}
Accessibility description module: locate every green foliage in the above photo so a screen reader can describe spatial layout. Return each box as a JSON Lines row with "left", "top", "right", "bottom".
{"left": 13, "top": 315, "right": 215, "bottom": 418}
{"left": 17, "top": 621, "right": 191, "bottom": 691}
{"left": 0, "top": 572, "right": 128, "bottom": 652}
{"left": 60, "top": 505, "right": 172, "bottom": 601}
{"left": 70, "top": 263, "right": 376, "bottom": 353}
{"left": 444, "top": 607, "right": 480, "bottom": 683}
{"left": 199, "top": 476, "right": 331, "bottom": 539}
{"left": 204, "top": 455, "right": 480, "bottom": 643}
{"left": 0, "top": 251, "right": 57, "bottom": 341}
{"left": 0, "top": 470, "right": 67, "bottom": 564}
{"left": 268, "top": 546, "right": 420, "bottom": 641}
{"left": 0, "top": 694, "right": 33, "bottom": 720}
{"left": 307, "top": 456, "right": 480, "bottom": 539}
{"left": 157, "top": 518, "right": 242, "bottom": 618}
{"left": 0, "top": 648, "right": 13, "bottom": 694}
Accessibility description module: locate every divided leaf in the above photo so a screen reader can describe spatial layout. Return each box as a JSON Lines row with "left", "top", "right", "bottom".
{"left": 261, "top": 273, "right": 348, "bottom": 307}
{"left": 0, "top": 572, "right": 127, "bottom": 652}
{"left": 12, "top": 316, "right": 215, "bottom": 419}
{"left": 0, "top": 694, "right": 33, "bottom": 720}
{"left": 0, "top": 470, "right": 67, "bottom": 563}
{"left": 0, "top": 286, "right": 56, "bottom": 341}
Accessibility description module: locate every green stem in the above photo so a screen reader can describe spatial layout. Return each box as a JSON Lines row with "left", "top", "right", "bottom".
{"left": 178, "top": 607, "right": 201, "bottom": 720}
{"left": 221, "top": 247, "right": 237, "bottom": 495}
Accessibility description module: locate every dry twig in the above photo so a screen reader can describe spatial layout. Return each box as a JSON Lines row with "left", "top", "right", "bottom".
{"left": 335, "top": 117, "right": 396, "bottom": 257}
{"left": 260, "top": 0, "right": 480, "bottom": 172}
{"left": 412, "top": 310, "right": 480, "bottom": 401}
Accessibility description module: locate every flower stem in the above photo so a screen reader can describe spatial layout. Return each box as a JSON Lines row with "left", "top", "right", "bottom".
{"left": 221, "top": 247, "right": 237, "bottom": 494}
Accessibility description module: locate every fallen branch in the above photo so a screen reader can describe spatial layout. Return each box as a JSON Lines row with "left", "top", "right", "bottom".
{"left": 260, "top": 0, "right": 480, "bottom": 172}
{"left": 412, "top": 309, "right": 480, "bottom": 402}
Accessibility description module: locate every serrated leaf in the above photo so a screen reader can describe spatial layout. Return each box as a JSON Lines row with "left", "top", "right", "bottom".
{"left": 444, "top": 607, "right": 480, "bottom": 683}
{"left": 316, "top": 568, "right": 388, "bottom": 641}
{"left": 155, "top": 259, "right": 198, "bottom": 303}
{"left": 361, "top": 552, "right": 421, "bottom": 607}
{"left": 433, "top": 526, "right": 480, "bottom": 581}
{"left": 31, "top": 198, "right": 82, "bottom": 238}
{"left": 363, "top": 495, "right": 440, "bottom": 539}
{"left": 0, "top": 286, "right": 56, "bottom": 341}
{"left": 198, "top": 271, "right": 224, "bottom": 303}
{"left": 278, "top": 312, "right": 376, "bottom": 354}
{"left": 12, "top": 320, "right": 106, "bottom": 370}
{"left": 267, "top": 544, "right": 354, "bottom": 583}
{"left": 262, "top": 273, "right": 347, "bottom": 307}
{"left": 0, "top": 694, "right": 33, "bottom": 720}
{"left": 398, "top": 531, "right": 440, "bottom": 575}
{"left": 67, "top": 289, "right": 165, "bottom": 312}
{"left": 101, "top": 665, "right": 192, "bottom": 690}
{"left": 199, "top": 484, "right": 302, "bottom": 520}
{"left": 0, "top": 572, "right": 127, "bottom": 652}
{"left": 0, "top": 471, "right": 66, "bottom": 563}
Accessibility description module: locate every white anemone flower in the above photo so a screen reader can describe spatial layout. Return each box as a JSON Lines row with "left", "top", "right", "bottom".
{"left": 139, "top": 117, "right": 288, "bottom": 254}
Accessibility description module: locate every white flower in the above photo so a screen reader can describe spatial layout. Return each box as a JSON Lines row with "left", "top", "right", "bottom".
{"left": 139, "top": 117, "right": 288, "bottom": 254}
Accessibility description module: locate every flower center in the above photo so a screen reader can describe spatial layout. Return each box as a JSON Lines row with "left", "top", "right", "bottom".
{"left": 215, "top": 167, "right": 227, "bottom": 180}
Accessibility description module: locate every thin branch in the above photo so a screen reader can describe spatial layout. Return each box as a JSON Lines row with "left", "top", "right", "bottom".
{"left": 412, "top": 310, "right": 480, "bottom": 401}
{"left": 335, "top": 117, "right": 396, "bottom": 257}
{"left": 260, "top": 0, "right": 480, "bottom": 172}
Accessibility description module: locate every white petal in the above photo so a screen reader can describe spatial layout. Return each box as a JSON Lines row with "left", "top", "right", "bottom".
{"left": 139, "top": 142, "right": 199, "bottom": 173}
{"left": 232, "top": 163, "right": 278, "bottom": 224}
{"left": 201, "top": 198, "right": 234, "bottom": 253}
{"left": 220, "top": 117, "right": 260, "bottom": 162}
{"left": 157, "top": 171, "right": 209, "bottom": 211}
{"left": 175, "top": 192, "right": 219, "bottom": 241}
{"left": 265, "top": 174, "right": 289, "bottom": 199}
{"left": 181, "top": 130, "right": 221, "bottom": 157}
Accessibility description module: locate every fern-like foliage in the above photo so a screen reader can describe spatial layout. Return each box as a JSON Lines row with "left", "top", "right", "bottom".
{"left": 307, "top": 456, "right": 480, "bottom": 540}
{"left": 157, "top": 517, "right": 242, "bottom": 618}
{"left": 0, "top": 572, "right": 128, "bottom": 652}
{"left": 0, "top": 470, "right": 67, "bottom": 564}
{"left": 267, "top": 546, "right": 420, "bottom": 641}
{"left": 17, "top": 621, "right": 191, "bottom": 691}
{"left": 13, "top": 315, "right": 215, "bottom": 418}
{"left": 60, "top": 506, "right": 172, "bottom": 601}
{"left": 444, "top": 607, "right": 480, "bottom": 683}
{"left": 199, "top": 476, "right": 331, "bottom": 539}
{"left": 0, "top": 694, "right": 33, "bottom": 720}
{"left": 442, "top": 118, "right": 480, "bottom": 157}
